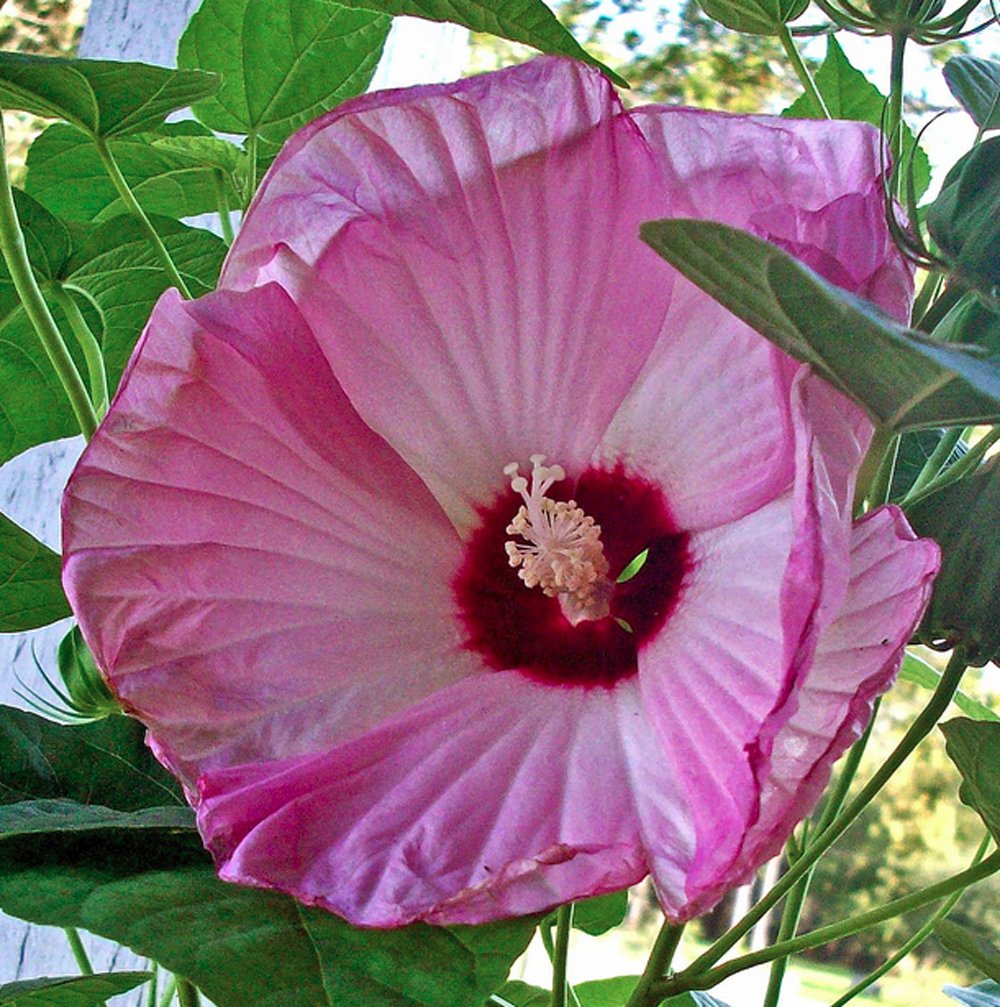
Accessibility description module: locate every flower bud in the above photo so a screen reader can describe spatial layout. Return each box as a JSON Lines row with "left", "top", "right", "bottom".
{"left": 58, "top": 625, "right": 121, "bottom": 719}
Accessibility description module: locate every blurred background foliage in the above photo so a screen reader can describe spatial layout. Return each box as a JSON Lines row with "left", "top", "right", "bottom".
{"left": 1, "top": 0, "right": 997, "bottom": 992}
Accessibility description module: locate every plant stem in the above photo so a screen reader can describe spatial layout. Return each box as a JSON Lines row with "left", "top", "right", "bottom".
{"left": 245, "top": 132, "right": 259, "bottom": 209}
{"left": 655, "top": 848, "right": 1000, "bottom": 996}
{"left": 93, "top": 136, "right": 191, "bottom": 298}
{"left": 910, "top": 270, "right": 943, "bottom": 328}
{"left": 761, "top": 869, "right": 811, "bottom": 1007}
{"left": 175, "top": 979, "right": 201, "bottom": 1007}
{"left": 0, "top": 112, "right": 99, "bottom": 440}
{"left": 778, "top": 25, "right": 830, "bottom": 119}
{"left": 887, "top": 31, "right": 907, "bottom": 197}
{"left": 551, "top": 904, "right": 574, "bottom": 1007}
{"left": 156, "top": 976, "right": 177, "bottom": 1007}
{"left": 63, "top": 927, "right": 95, "bottom": 974}
{"left": 48, "top": 282, "right": 109, "bottom": 417}
{"left": 665, "top": 649, "right": 968, "bottom": 988}
{"left": 625, "top": 921, "right": 686, "bottom": 1007}
{"left": 903, "top": 426, "right": 1000, "bottom": 508}
{"left": 854, "top": 424, "right": 893, "bottom": 515}
{"left": 907, "top": 427, "right": 965, "bottom": 498}
{"left": 829, "top": 833, "right": 993, "bottom": 1007}
{"left": 145, "top": 963, "right": 159, "bottom": 1007}
{"left": 869, "top": 433, "right": 900, "bottom": 505}
{"left": 213, "top": 168, "right": 235, "bottom": 245}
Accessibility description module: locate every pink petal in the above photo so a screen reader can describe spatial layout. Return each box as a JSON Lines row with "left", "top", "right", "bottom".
{"left": 595, "top": 110, "right": 909, "bottom": 532}
{"left": 222, "top": 57, "right": 675, "bottom": 531}
{"left": 680, "top": 506, "right": 939, "bottom": 916}
{"left": 62, "top": 286, "right": 473, "bottom": 785}
{"left": 197, "top": 674, "right": 693, "bottom": 927}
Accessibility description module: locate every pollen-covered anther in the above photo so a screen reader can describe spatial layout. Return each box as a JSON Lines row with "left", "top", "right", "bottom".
{"left": 504, "top": 456, "right": 613, "bottom": 625}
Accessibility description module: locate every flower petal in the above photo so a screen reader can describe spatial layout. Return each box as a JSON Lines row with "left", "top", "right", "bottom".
{"left": 197, "top": 674, "right": 694, "bottom": 927}
{"left": 679, "top": 506, "right": 939, "bottom": 917}
{"left": 62, "top": 285, "right": 472, "bottom": 784}
{"left": 223, "top": 57, "right": 674, "bottom": 531}
{"left": 596, "top": 110, "right": 909, "bottom": 532}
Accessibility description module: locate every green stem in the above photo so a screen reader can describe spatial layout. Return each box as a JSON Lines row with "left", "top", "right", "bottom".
{"left": 907, "top": 427, "right": 965, "bottom": 498}
{"left": 0, "top": 113, "right": 98, "bottom": 440}
{"left": 869, "top": 433, "right": 900, "bottom": 505}
{"left": 93, "top": 136, "right": 191, "bottom": 298}
{"left": 830, "top": 833, "right": 994, "bottom": 1007}
{"left": 817, "top": 700, "right": 879, "bottom": 833}
{"left": 175, "top": 979, "right": 201, "bottom": 1007}
{"left": 48, "top": 282, "right": 109, "bottom": 417}
{"left": 778, "top": 25, "right": 830, "bottom": 119}
{"left": 656, "top": 848, "right": 1000, "bottom": 996}
{"left": 854, "top": 424, "right": 893, "bottom": 515}
{"left": 156, "top": 976, "right": 177, "bottom": 1007}
{"left": 666, "top": 649, "right": 968, "bottom": 987}
{"left": 625, "top": 921, "right": 686, "bottom": 1007}
{"left": 63, "top": 927, "right": 95, "bottom": 975}
{"left": 903, "top": 426, "right": 1000, "bottom": 508}
{"left": 762, "top": 869, "right": 811, "bottom": 1007}
{"left": 887, "top": 32, "right": 907, "bottom": 197}
{"left": 145, "top": 964, "right": 159, "bottom": 1007}
{"left": 213, "top": 168, "right": 235, "bottom": 245}
{"left": 550, "top": 905, "right": 574, "bottom": 1007}
{"left": 245, "top": 133, "right": 259, "bottom": 210}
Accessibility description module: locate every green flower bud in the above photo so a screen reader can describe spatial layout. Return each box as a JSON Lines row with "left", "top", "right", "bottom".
{"left": 58, "top": 625, "right": 121, "bottom": 719}
{"left": 927, "top": 138, "right": 1000, "bottom": 299}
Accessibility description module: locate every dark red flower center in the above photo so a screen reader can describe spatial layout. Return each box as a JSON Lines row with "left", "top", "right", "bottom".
{"left": 454, "top": 463, "right": 693, "bottom": 688}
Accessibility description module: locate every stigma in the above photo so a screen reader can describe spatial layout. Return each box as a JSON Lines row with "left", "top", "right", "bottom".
{"left": 503, "top": 455, "right": 613, "bottom": 625}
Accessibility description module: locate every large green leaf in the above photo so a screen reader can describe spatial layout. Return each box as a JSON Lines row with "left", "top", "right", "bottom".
{"left": 639, "top": 218, "right": 1000, "bottom": 433}
{"left": 0, "top": 513, "right": 70, "bottom": 632}
{"left": 25, "top": 123, "right": 243, "bottom": 224}
{"left": 900, "top": 654, "right": 998, "bottom": 723}
{"left": 936, "top": 920, "right": 1000, "bottom": 983}
{"left": 331, "top": 0, "right": 626, "bottom": 83}
{"left": 697, "top": 0, "right": 808, "bottom": 35}
{"left": 0, "top": 846, "right": 535, "bottom": 1007}
{"left": 0, "top": 216, "right": 225, "bottom": 464}
{"left": 0, "top": 800, "right": 194, "bottom": 838}
{"left": 784, "top": 37, "right": 930, "bottom": 199}
{"left": 0, "top": 972, "right": 152, "bottom": 1006}
{"left": 0, "top": 52, "right": 219, "bottom": 138}
{"left": 907, "top": 458, "right": 1000, "bottom": 666}
{"left": 10, "top": 188, "right": 73, "bottom": 283}
{"left": 0, "top": 705, "right": 184, "bottom": 809}
{"left": 940, "top": 718, "right": 1000, "bottom": 843}
{"left": 944, "top": 55, "right": 1000, "bottom": 132}
{"left": 945, "top": 981, "right": 1000, "bottom": 1007}
{"left": 177, "top": 0, "right": 390, "bottom": 154}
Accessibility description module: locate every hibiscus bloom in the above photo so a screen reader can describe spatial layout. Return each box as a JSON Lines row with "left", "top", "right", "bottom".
{"left": 62, "top": 57, "right": 939, "bottom": 928}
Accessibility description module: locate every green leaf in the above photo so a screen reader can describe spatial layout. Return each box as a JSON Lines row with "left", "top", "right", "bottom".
{"left": 488, "top": 981, "right": 549, "bottom": 1006}
{"left": 889, "top": 428, "right": 967, "bottom": 502}
{"left": 0, "top": 215, "right": 225, "bottom": 465}
{"left": 936, "top": 920, "right": 1000, "bottom": 983}
{"left": 696, "top": 0, "right": 808, "bottom": 35}
{"left": 177, "top": 0, "right": 391, "bottom": 154}
{"left": 0, "top": 52, "right": 220, "bottom": 138}
{"left": 0, "top": 512, "right": 70, "bottom": 632}
{"left": 944, "top": 56, "right": 1000, "bottom": 132}
{"left": 900, "top": 653, "right": 998, "bottom": 722}
{"left": 0, "top": 972, "right": 152, "bottom": 1006}
{"left": 0, "top": 705, "right": 184, "bottom": 809}
{"left": 784, "top": 37, "right": 931, "bottom": 199}
{"left": 926, "top": 139, "right": 1000, "bottom": 297}
{"left": 0, "top": 848, "right": 536, "bottom": 1007}
{"left": 331, "top": 0, "right": 627, "bottom": 84}
{"left": 575, "top": 976, "right": 639, "bottom": 1007}
{"left": 639, "top": 218, "right": 1000, "bottom": 433}
{"left": 940, "top": 717, "right": 1000, "bottom": 843}
{"left": 10, "top": 188, "right": 73, "bottom": 282}
{"left": 571, "top": 891, "right": 629, "bottom": 935}
{"left": 25, "top": 122, "right": 243, "bottom": 223}
{"left": 0, "top": 799, "right": 195, "bottom": 839}
{"left": 907, "top": 458, "right": 1000, "bottom": 665}
{"left": 945, "top": 981, "right": 1000, "bottom": 1007}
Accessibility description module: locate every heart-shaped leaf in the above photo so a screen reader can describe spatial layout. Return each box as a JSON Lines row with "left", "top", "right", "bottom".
{"left": 940, "top": 718, "right": 1000, "bottom": 843}
{"left": 0, "top": 52, "right": 219, "bottom": 138}
{"left": 0, "top": 513, "right": 69, "bottom": 633}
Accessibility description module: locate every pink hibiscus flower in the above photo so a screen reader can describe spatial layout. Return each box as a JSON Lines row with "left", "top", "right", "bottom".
{"left": 62, "top": 57, "right": 939, "bottom": 928}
